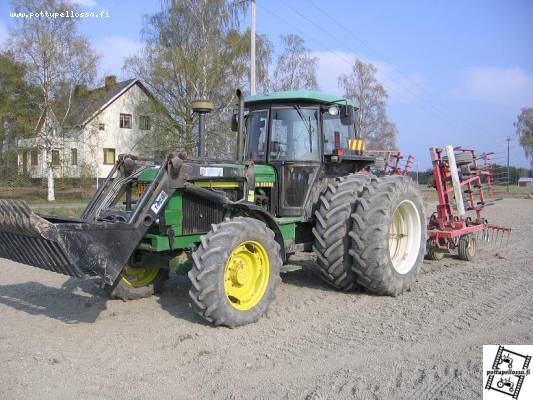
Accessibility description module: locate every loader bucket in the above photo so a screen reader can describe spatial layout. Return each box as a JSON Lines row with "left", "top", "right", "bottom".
{"left": 0, "top": 200, "right": 143, "bottom": 284}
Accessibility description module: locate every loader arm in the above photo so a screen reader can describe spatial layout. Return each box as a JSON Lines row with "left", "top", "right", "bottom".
{"left": 0, "top": 155, "right": 185, "bottom": 284}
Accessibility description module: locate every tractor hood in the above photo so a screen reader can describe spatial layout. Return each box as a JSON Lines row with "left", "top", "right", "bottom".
{"left": 138, "top": 161, "right": 276, "bottom": 187}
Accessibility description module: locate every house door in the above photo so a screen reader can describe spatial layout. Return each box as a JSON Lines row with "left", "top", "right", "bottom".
{"left": 22, "top": 151, "right": 28, "bottom": 174}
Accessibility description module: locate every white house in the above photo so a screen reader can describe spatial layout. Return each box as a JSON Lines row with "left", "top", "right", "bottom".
{"left": 18, "top": 76, "right": 159, "bottom": 179}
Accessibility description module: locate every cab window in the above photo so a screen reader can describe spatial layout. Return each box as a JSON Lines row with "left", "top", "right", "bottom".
{"left": 245, "top": 110, "right": 268, "bottom": 161}
{"left": 270, "top": 108, "right": 319, "bottom": 161}
{"left": 323, "top": 112, "right": 352, "bottom": 154}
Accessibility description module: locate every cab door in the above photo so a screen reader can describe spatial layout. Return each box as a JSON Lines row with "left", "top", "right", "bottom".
{"left": 268, "top": 106, "right": 321, "bottom": 216}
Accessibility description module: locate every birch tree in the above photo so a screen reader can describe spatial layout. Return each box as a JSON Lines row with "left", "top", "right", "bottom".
{"left": 125, "top": 0, "right": 272, "bottom": 158}
{"left": 0, "top": 52, "right": 39, "bottom": 180}
{"left": 338, "top": 59, "right": 397, "bottom": 150}
{"left": 272, "top": 34, "right": 319, "bottom": 92}
{"left": 9, "top": 0, "right": 99, "bottom": 201}
{"left": 514, "top": 108, "right": 533, "bottom": 168}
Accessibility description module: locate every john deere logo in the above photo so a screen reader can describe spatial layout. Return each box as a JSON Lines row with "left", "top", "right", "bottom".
{"left": 484, "top": 345, "right": 532, "bottom": 399}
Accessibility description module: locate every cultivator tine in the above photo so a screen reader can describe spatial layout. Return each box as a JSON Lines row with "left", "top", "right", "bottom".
{"left": 481, "top": 225, "right": 511, "bottom": 250}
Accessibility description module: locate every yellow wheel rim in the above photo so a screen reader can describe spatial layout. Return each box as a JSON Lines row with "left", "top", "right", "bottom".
{"left": 224, "top": 240, "right": 270, "bottom": 311}
{"left": 121, "top": 265, "right": 160, "bottom": 288}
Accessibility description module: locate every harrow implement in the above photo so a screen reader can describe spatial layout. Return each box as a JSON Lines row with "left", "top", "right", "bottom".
{"left": 426, "top": 145, "right": 511, "bottom": 260}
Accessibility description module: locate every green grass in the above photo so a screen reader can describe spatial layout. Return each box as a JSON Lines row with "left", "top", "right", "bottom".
{"left": 0, "top": 185, "right": 93, "bottom": 203}
{"left": 32, "top": 207, "right": 85, "bottom": 218}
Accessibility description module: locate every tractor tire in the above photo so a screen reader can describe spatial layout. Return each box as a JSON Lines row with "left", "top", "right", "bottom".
{"left": 188, "top": 217, "right": 282, "bottom": 328}
{"left": 349, "top": 175, "right": 427, "bottom": 296}
{"left": 312, "top": 173, "right": 372, "bottom": 290}
{"left": 107, "top": 265, "right": 169, "bottom": 300}
{"left": 458, "top": 234, "right": 476, "bottom": 261}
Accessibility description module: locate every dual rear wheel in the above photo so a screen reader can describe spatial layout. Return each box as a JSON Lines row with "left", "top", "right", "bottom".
{"left": 313, "top": 174, "right": 427, "bottom": 296}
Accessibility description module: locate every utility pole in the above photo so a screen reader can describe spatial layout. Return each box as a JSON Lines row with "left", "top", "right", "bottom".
{"left": 250, "top": 0, "right": 256, "bottom": 95}
{"left": 506, "top": 136, "right": 511, "bottom": 192}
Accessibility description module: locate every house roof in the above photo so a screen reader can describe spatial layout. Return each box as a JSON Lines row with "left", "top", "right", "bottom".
{"left": 65, "top": 78, "right": 148, "bottom": 127}
{"left": 245, "top": 90, "right": 355, "bottom": 107}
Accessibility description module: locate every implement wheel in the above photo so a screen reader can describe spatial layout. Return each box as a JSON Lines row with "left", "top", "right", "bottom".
{"left": 458, "top": 234, "right": 476, "bottom": 261}
{"left": 312, "top": 173, "right": 371, "bottom": 290}
{"left": 107, "top": 265, "right": 169, "bottom": 300}
{"left": 426, "top": 239, "right": 445, "bottom": 261}
{"left": 188, "top": 217, "right": 282, "bottom": 327}
{"left": 349, "top": 175, "right": 427, "bottom": 296}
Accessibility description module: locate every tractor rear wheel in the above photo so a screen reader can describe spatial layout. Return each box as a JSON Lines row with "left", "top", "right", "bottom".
{"left": 312, "top": 173, "right": 372, "bottom": 290}
{"left": 107, "top": 265, "right": 169, "bottom": 300}
{"left": 349, "top": 175, "right": 427, "bottom": 296}
{"left": 188, "top": 217, "right": 282, "bottom": 327}
{"left": 458, "top": 234, "right": 476, "bottom": 261}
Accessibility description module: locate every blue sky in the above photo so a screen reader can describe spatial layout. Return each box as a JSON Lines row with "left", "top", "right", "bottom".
{"left": 1, "top": 0, "right": 532, "bottom": 168}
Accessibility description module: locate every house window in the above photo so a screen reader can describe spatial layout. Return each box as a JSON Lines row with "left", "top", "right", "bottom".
{"left": 99, "top": 123, "right": 105, "bottom": 130}
{"left": 52, "top": 150, "right": 60, "bottom": 166}
{"left": 139, "top": 115, "right": 151, "bottom": 130}
{"left": 71, "top": 149, "right": 78, "bottom": 166}
{"left": 103, "top": 148, "right": 116, "bottom": 165}
{"left": 30, "top": 150, "right": 38, "bottom": 166}
{"left": 120, "top": 114, "right": 132, "bottom": 129}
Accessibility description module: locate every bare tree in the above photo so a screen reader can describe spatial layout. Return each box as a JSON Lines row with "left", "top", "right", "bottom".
{"left": 514, "top": 108, "right": 533, "bottom": 168}
{"left": 125, "top": 0, "right": 272, "bottom": 159}
{"left": 272, "top": 34, "right": 318, "bottom": 92}
{"left": 8, "top": 0, "right": 99, "bottom": 201}
{"left": 338, "top": 59, "right": 397, "bottom": 150}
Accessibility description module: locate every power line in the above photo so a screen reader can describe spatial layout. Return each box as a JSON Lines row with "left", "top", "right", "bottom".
{"left": 274, "top": 0, "right": 479, "bottom": 133}
{"left": 258, "top": 2, "right": 461, "bottom": 131}
{"left": 306, "top": 0, "right": 474, "bottom": 130}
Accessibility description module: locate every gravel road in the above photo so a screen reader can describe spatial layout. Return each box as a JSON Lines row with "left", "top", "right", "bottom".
{"left": 0, "top": 199, "right": 532, "bottom": 400}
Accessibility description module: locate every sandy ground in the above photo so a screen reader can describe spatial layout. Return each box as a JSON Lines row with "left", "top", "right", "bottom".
{"left": 0, "top": 199, "right": 532, "bottom": 400}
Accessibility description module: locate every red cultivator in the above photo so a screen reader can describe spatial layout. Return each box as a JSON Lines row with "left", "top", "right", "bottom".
{"left": 426, "top": 146, "right": 511, "bottom": 261}
{"left": 367, "top": 150, "right": 415, "bottom": 176}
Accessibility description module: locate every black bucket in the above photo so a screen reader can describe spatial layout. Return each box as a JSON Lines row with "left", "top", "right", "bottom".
{"left": 0, "top": 200, "right": 143, "bottom": 284}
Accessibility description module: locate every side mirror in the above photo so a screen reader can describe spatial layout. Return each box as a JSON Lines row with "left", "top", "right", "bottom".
{"left": 340, "top": 104, "right": 356, "bottom": 126}
{"left": 231, "top": 113, "right": 239, "bottom": 132}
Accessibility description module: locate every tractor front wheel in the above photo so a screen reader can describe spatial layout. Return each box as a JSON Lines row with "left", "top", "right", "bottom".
{"left": 107, "top": 265, "right": 169, "bottom": 300}
{"left": 349, "top": 175, "right": 427, "bottom": 296}
{"left": 188, "top": 217, "right": 282, "bottom": 327}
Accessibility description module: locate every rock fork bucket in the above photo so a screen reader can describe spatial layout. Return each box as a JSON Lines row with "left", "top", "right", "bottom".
{"left": 0, "top": 199, "right": 143, "bottom": 284}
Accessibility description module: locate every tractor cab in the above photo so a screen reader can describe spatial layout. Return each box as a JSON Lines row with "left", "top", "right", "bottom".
{"left": 236, "top": 91, "right": 374, "bottom": 216}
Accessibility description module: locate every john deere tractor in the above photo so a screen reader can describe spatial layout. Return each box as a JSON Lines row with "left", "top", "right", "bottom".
{"left": 0, "top": 90, "right": 427, "bottom": 327}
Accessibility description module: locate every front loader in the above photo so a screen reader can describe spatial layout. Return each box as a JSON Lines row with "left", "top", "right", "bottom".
{"left": 0, "top": 89, "right": 427, "bottom": 327}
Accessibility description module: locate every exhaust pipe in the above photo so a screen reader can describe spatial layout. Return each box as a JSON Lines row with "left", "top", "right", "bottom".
{"left": 191, "top": 100, "right": 214, "bottom": 158}
{"left": 236, "top": 89, "right": 244, "bottom": 162}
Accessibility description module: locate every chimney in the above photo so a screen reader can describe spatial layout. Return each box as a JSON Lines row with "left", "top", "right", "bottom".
{"left": 74, "top": 84, "right": 88, "bottom": 97}
{"left": 105, "top": 75, "right": 117, "bottom": 89}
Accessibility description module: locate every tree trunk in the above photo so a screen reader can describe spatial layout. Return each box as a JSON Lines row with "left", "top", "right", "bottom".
{"left": 47, "top": 162, "right": 55, "bottom": 202}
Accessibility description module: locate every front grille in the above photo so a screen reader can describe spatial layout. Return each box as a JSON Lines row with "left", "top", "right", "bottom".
{"left": 182, "top": 193, "right": 224, "bottom": 234}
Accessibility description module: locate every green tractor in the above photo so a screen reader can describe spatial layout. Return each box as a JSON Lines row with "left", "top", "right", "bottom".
{"left": 0, "top": 90, "right": 427, "bottom": 327}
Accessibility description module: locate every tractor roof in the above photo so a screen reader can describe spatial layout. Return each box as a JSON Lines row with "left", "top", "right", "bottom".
{"left": 245, "top": 90, "right": 354, "bottom": 107}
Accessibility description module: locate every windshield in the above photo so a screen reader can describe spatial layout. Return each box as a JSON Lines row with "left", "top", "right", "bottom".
{"left": 245, "top": 110, "right": 268, "bottom": 161}
{"left": 270, "top": 107, "right": 319, "bottom": 161}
